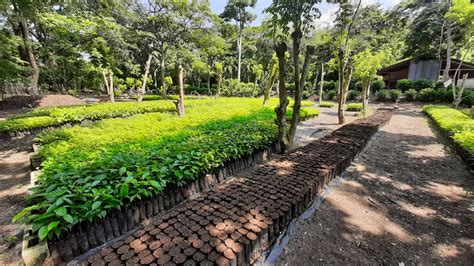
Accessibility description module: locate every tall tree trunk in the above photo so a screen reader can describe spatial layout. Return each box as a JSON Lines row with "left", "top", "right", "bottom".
{"left": 274, "top": 42, "right": 289, "bottom": 154}
{"left": 288, "top": 44, "right": 314, "bottom": 145}
{"left": 319, "top": 63, "right": 325, "bottom": 105}
{"left": 175, "top": 65, "right": 185, "bottom": 116}
{"left": 216, "top": 69, "right": 222, "bottom": 97}
{"left": 108, "top": 71, "right": 115, "bottom": 103}
{"left": 337, "top": 48, "right": 345, "bottom": 124}
{"left": 237, "top": 26, "right": 243, "bottom": 83}
{"left": 160, "top": 47, "right": 167, "bottom": 96}
{"left": 443, "top": 0, "right": 452, "bottom": 85}
{"left": 207, "top": 70, "right": 211, "bottom": 95}
{"left": 263, "top": 61, "right": 277, "bottom": 106}
{"left": 287, "top": 30, "right": 303, "bottom": 147}
{"left": 138, "top": 54, "right": 152, "bottom": 102}
{"left": 19, "top": 18, "right": 40, "bottom": 95}
{"left": 362, "top": 80, "right": 370, "bottom": 117}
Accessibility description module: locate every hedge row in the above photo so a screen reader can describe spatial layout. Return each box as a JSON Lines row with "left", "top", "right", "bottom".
{"left": 423, "top": 105, "right": 474, "bottom": 160}
{"left": 15, "top": 98, "right": 319, "bottom": 240}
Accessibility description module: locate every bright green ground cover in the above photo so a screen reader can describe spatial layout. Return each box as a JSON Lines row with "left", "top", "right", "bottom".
{"left": 16, "top": 98, "right": 318, "bottom": 240}
{"left": 319, "top": 101, "right": 336, "bottom": 108}
{"left": 1, "top": 98, "right": 314, "bottom": 133}
{"left": 0, "top": 100, "right": 177, "bottom": 133}
{"left": 346, "top": 103, "right": 363, "bottom": 111}
{"left": 423, "top": 105, "right": 474, "bottom": 156}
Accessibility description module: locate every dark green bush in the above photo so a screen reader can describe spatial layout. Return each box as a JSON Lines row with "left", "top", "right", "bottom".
{"left": 389, "top": 90, "right": 402, "bottom": 101}
{"left": 347, "top": 90, "right": 360, "bottom": 101}
{"left": 413, "top": 79, "right": 435, "bottom": 90}
{"left": 319, "top": 80, "right": 337, "bottom": 91}
{"left": 418, "top": 88, "right": 437, "bottom": 102}
{"left": 404, "top": 89, "right": 417, "bottom": 101}
{"left": 371, "top": 80, "right": 385, "bottom": 92}
{"left": 286, "top": 83, "right": 296, "bottom": 92}
{"left": 396, "top": 79, "right": 413, "bottom": 92}
{"left": 376, "top": 89, "right": 390, "bottom": 101}
{"left": 325, "top": 90, "right": 337, "bottom": 100}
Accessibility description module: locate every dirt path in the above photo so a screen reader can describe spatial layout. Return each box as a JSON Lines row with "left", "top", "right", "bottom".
{"left": 0, "top": 136, "right": 34, "bottom": 265}
{"left": 276, "top": 104, "right": 474, "bottom": 265}
{"left": 293, "top": 107, "right": 358, "bottom": 148}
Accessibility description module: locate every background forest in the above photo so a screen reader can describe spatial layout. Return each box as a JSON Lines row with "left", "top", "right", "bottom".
{"left": 0, "top": 0, "right": 472, "bottom": 99}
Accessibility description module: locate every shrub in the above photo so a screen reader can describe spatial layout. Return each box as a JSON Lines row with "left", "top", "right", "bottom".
{"left": 418, "top": 88, "right": 437, "bottom": 102}
{"left": 413, "top": 79, "right": 435, "bottom": 90}
{"left": 388, "top": 89, "right": 402, "bottom": 102}
{"left": 302, "top": 90, "right": 312, "bottom": 100}
{"left": 376, "top": 89, "right": 390, "bottom": 101}
{"left": 423, "top": 105, "right": 474, "bottom": 159}
{"left": 347, "top": 90, "right": 360, "bottom": 101}
{"left": 286, "top": 83, "right": 296, "bottom": 92}
{"left": 396, "top": 79, "right": 413, "bottom": 92}
{"left": 325, "top": 90, "right": 337, "bottom": 100}
{"left": 319, "top": 101, "right": 336, "bottom": 108}
{"left": 404, "top": 89, "right": 417, "bottom": 101}
{"left": 346, "top": 103, "right": 363, "bottom": 111}
{"left": 319, "top": 80, "right": 337, "bottom": 91}
{"left": 371, "top": 80, "right": 385, "bottom": 92}
{"left": 222, "top": 80, "right": 257, "bottom": 97}
{"left": 15, "top": 98, "right": 320, "bottom": 240}
{"left": 434, "top": 81, "right": 445, "bottom": 89}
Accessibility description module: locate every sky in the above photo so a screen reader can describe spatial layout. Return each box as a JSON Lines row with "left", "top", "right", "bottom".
{"left": 210, "top": 0, "right": 402, "bottom": 27}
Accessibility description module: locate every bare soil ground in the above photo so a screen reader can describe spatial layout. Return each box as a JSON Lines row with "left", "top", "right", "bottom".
{"left": 276, "top": 104, "right": 474, "bottom": 265}
{"left": 0, "top": 136, "right": 34, "bottom": 265}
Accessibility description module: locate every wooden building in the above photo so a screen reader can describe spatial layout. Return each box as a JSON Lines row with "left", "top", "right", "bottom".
{"left": 377, "top": 58, "right": 474, "bottom": 88}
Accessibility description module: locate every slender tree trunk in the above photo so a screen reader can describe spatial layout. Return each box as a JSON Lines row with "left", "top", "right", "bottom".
{"left": 287, "top": 30, "right": 303, "bottom": 147}
{"left": 319, "top": 63, "right": 325, "bottom": 105}
{"left": 443, "top": 0, "right": 452, "bottom": 85}
{"left": 207, "top": 70, "right": 211, "bottom": 95}
{"left": 274, "top": 42, "right": 289, "bottom": 154}
{"left": 175, "top": 65, "right": 185, "bottom": 116}
{"left": 263, "top": 61, "right": 277, "bottom": 106}
{"left": 454, "top": 73, "right": 468, "bottom": 108}
{"left": 237, "top": 26, "right": 243, "bottom": 83}
{"left": 362, "top": 80, "right": 370, "bottom": 117}
{"left": 198, "top": 73, "right": 201, "bottom": 89}
{"left": 216, "top": 69, "right": 222, "bottom": 97}
{"left": 138, "top": 54, "right": 153, "bottom": 102}
{"left": 108, "top": 71, "right": 115, "bottom": 103}
{"left": 160, "top": 47, "right": 167, "bottom": 96}
{"left": 19, "top": 18, "right": 40, "bottom": 94}
{"left": 337, "top": 48, "right": 346, "bottom": 124}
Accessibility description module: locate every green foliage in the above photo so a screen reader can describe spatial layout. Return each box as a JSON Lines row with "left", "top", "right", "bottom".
{"left": 221, "top": 79, "right": 257, "bottom": 97}
{"left": 396, "top": 79, "right": 413, "bottom": 92}
{"left": 319, "top": 80, "right": 336, "bottom": 91}
{"left": 16, "top": 98, "right": 319, "bottom": 240}
{"left": 371, "top": 80, "right": 385, "bottom": 92}
{"left": 423, "top": 105, "right": 474, "bottom": 158}
{"left": 325, "top": 90, "right": 337, "bottom": 101}
{"left": 0, "top": 101, "right": 176, "bottom": 133}
{"left": 346, "top": 103, "right": 363, "bottom": 112}
{"left": 376, "top": 89, "right": 401, "bottom": 102}
{"left": 413, "top": 79, "right": 435, "bottom": 90}
{"left": 319, "top": 101, "right": 336, "bottom": 108}
{"left": 389, "top": 89, "right": 402, "bottom": 101}
{"left": 347, "top": 90, "right": 360, "bottom": 101}
{"left": 404, "top": 89, "right": 417, "bottom": 101}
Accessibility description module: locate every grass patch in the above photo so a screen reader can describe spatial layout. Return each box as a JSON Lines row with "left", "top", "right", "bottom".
{"left": 15, "top": 98, "right": 319, "bottom": 240}
{"left": 423, "top": 105, "right": 474, "bottom": 157}
{"left": 346, "top": 103, "right": 363, "bottom": 112}
{"left": 319, "top": 101, "right": 336, "bottom": 108}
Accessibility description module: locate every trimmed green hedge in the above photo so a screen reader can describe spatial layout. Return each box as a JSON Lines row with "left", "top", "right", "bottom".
{"left": 423, "top": 105, "right": 474, "bottom": 157}
{"left": 15, "top": 98, "right": 319, "bottom": 240}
